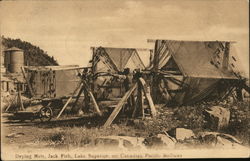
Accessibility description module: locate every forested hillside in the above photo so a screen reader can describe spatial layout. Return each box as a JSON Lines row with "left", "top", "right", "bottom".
{"left": 2, "top": 36, "right": 58, "bottom": 66}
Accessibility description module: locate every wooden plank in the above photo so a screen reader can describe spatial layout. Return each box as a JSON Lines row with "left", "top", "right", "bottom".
{"left": 5, "top": 94, "right": 17, "bottom": 112}
{"left": 56, "top": 82, "right": 83, "bottom": 119}
{"left": 222, "top": 42, "right": 230, "bottom": 69}
{"left": 242, "top": 81, "right": 250, "bottom": 93}
{"left": 132, "top": 82, "right": 144, "bottom": 118}
{"left": 83, "top": 88, "right": 90, "bottom": 112}
{"left": 139, "top": 84, "right": 145, "bottom": 118}
{"left": 24, "top": 66, "right": 89, "bottom": 71}
{"left": 56, "top": 96, "right": 73, "bottom": 119}
{"left": 18, "top": 91, "right": 25, "bottom": 111}
{"left": 139, "top": 78, "right": 157, "bottom": 117}
{"left": 103, "top": 83, "right": 137, "bottom": 127}
{"left": 88, "top": 90, "right": 102, "bottom": 116}
{"left": 21, "top": 66, "right": 35, "bottom": 97}
{"left": 71, "top": 85, "right": 85, "bottom": 110}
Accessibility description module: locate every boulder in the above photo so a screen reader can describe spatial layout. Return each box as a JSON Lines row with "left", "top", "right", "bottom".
{"left": 204, "top": 106, "right": 230, "bottom": 130}
{"left": 94, "top": 136, "right": 146, "bottom": 150}
{"left": 144, "top": 133, "right": 176, "bottom": 149}
{"left": 6, "top": 132, "right": 25, "bottom": 138}
{"left": 197, "top": 132, "right": 245, "bottom": 149}
{"left": 167, "top": 128, "right": 195, "bottom": 141}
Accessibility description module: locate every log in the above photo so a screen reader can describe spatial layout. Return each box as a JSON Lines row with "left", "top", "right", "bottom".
{"left": 139, "top": 78, "right": 156, "bottom": 117}
{"left": 103, "top": 83, "right": 137, "bottom": 127}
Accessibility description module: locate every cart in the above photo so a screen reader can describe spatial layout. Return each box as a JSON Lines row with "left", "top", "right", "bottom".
{"left": 6, "top": 66, "right": 88, "bottom": 122}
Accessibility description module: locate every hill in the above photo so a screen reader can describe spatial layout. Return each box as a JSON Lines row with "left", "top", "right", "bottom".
{"left": 1, "top": 36, "right": 58, "bottom": 66}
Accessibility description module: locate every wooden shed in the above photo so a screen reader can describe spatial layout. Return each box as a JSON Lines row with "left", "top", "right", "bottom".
{"left": 24, "top": 66, "right": 81, "bottom": 99}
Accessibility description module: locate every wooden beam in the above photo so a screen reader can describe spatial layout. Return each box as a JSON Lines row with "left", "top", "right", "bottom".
{"left": 139, "top": 78, "right": 157, "bottom": 117}
{"left": 139, "top": 84, "right": 145, "bottom": 119}
{"left": 222, "top": 42, "right": 230, "bottom": 70}
{"left": 133, "top": 81, "right": 144, "bottom": 118}
{"left": 24, "top": 66, "right": 89, "bottom": 71}
{"left": 71, "top": 84, "right": 85, "bottom": 110}
{"left": 103, "top": 83, "right": 137, "bottom": 127}
{"left": 18, "top": 90, "right": 25, "bottom": 111}
{"left": 83, "top": 88, "right": 90, "bottom": 112}
{"left": 147, "top": 39, "right": 236, "bottom": 43}
{"left": 56, "top": 82, "right": 83, "bottom": 119}
{"left": 88, "top": 90, "right": 102, "bottom": 116}
{"left": 5, "top": 94, "right": 17, "bottom": 112}
{"left": 56, "top": 96, "right": 73, "bottom": 119}
{"left": 21, "top": 66, "right": 35, "bottom": 97}
{"left": 81, "top": 79, "right": 101, "bottom": 115}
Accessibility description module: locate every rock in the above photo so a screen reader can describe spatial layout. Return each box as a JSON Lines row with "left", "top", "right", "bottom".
{"left": 167, "top": 128, "right": 195, "bottom": 141}
{"left": 197, "top": 132, "right": 244, "bottom": 149}
{"left": 132, "top": 119, "right": 146, "bottom": 129}
{"left": 78, "top": 109, "right": 84, "bottom": 116}
{"left": 216, "top": 136, "right": 246, "bottom": 149}
{"left": 94, "top": 136, "right": 146, "bottom": 150}
{"left": 204, "top": 106, "right": 230, "bottom": 130}
{"left": 6, "top": 132, "right": 25, "bottom": 138}
{"left": 197, "top": 132, "right": 218, "bottom": 147}
{"left": 144, "top": 133, "right": 176, "bottom": 149}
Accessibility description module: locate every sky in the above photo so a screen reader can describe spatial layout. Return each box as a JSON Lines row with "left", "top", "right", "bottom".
{"left": 1, "top": 0, "right": 249, "bottom": 75}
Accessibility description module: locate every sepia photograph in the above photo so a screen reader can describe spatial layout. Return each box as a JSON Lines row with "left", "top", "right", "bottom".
{"left": 0, "top": 0, "right": 249, "bottom": 160}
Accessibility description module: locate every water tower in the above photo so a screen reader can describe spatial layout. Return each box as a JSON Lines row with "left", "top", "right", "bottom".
{"left": 4, "top": 47, "right": 24, "bottom": 73}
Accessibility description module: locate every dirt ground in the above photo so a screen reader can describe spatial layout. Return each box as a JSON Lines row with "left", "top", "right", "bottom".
{"left": 1, "top": 113, "right": 105, "bottom": 149}
{"left": 1, "top": 101, "right": 249, "bottom": 159}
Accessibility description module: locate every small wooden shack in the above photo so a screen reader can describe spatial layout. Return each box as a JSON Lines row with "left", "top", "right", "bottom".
{"left": 24, "top": 65, "right": 81, "bottom": 99}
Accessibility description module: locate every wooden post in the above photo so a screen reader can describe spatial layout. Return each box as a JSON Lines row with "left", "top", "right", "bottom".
{"left": 21, "top": 67, "right": 34, "bottom": 97}
{"left": 88, "top": 90, "right": 102, "bottom": 116}
{"left": 18, "top": 91, "right": 25, "bottom": 111}
{"left": 222, "top": 42, "right": 230, "bottom": 70}
{"left": 56, "top": 96, "right": 73, "bottom": 119}
{"left": 152, "top": 40, "right": 160, "bottom": 103}
{"left": 132, "top": 80, "right": 144, "bottom": 118}
{"left": 5, "top": 94, "right": 17, "bottom": 112}
{"left": 103, "top": 83, "right": 137, "bottom": 127}
{"left": 139, "top": 78, "right": 156, "bottom": 117}
{"left": 236, "top": 87, "right": 243, "bottom": 101}
{"left": 81, "top": 79, "right": 101, "bottom": 115}
{"left": 71, "top": 85, "right": 85, "bottom": 110}
{"left": 83, "top": 86, "right": 90, "bottom": 113}
{"left": 56, "top": 82, "right": 83, "bottom": 119}
{"left": 139, "top": 83, "right": 144, "bottom": 118}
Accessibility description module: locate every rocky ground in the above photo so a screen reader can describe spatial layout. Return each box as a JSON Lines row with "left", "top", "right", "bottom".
{"left": 1, "top": 96, "right": 249, "bottom": 159}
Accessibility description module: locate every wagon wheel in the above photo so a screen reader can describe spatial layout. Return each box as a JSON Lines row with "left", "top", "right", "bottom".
{"left": 39, "top": 106, "right": 53, "bottom": 122}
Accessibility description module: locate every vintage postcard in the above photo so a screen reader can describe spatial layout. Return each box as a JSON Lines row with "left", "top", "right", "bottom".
{"left": 1, "top": 0, "right": 249, "bottom": 160}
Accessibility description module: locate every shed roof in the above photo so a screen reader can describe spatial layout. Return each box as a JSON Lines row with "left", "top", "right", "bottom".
{"left": 154, "top": 40, "right": 237, "bottom": 79}
{"left": 96, "top": 47, "right": 146, "bottom": 71}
